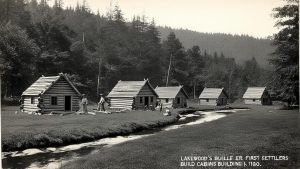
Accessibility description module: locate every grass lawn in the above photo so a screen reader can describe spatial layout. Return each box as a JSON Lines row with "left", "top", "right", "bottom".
{"left": 1, "top": 105, "right": 178, "bottom": 152}
{"left": 62, "top": 105, "right": 300, "bottom": 169}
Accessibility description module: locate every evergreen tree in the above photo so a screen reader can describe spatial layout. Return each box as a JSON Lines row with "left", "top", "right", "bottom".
{"left": 0, "top": 23, "right": 40, "bottom": 96}
{"left": 0, "top": 0, "right": 31, "bottom": 28}
{"left": 0, "top": 0, "right": 274, "bottom": 103}
{"left": 241, "top": 57, "right": 261, "bottom": 87}
{"left": 187, "top": 45, "right": 205, "bottom": 97}
{"left": 270, "top": 0, "right": 299, "bottom": 105}
{"left": 162, "top": 32, "right": 189, "bottom": 86}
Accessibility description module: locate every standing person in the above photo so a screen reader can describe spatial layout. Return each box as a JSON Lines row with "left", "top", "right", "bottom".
{"left": 159, "top": 102, "right": 163, "bottom": 113}
{"left": 37, "top": 93, "right": 44, "bottom": 114}
{"left": 98, "top": 94, "right": 106, "bottom": 111}
{"left": 19, "top": 96, "right": 24, "bottom": 112}
{"left": 82, "top": 94, "right": 88, "bottom": 114}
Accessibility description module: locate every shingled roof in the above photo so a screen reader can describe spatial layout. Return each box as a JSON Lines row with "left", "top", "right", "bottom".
{"left": 243, "top": 87, "right": 266, "bottom": 99}
{"left": 107, "top": 80, "right": 158, "bottom": 98}
{"left": 22, "top": 73, "right": 81, "bottom": 96}
{"left": 199, "top": 88, "right": 227, "bottom": 99}
{"left": 155, "top": 86, "right": 188, "bottom": 99}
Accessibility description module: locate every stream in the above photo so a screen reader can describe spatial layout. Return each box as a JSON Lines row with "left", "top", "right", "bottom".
{"left": 2, "top": 109, "right": 248, "bottom": 169}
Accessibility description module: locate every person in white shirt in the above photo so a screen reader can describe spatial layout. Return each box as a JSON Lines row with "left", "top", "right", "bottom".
{"left": 81, "top": 94, "right": 88, "bottom": 114}
{"left": 98, "top": 94, "right": 106, "bottom": 111}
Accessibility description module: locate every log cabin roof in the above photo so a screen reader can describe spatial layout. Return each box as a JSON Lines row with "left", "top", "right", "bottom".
{"left": 22, "top": 73, "right": 81, "bottom": 96}
{"left": 155, "top": 86, "right": 189, "bottom": 99}
{"left": 199, "top": 88, "right": 227, "bottom": 99}
{"left": 107, "top": 80, "right": 158, "bottom": 98}
{"left": 243, "top": 87, "right": 266, "bottom": 99}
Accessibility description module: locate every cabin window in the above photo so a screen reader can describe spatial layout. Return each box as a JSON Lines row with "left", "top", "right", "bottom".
{"left": 177, "top": 97, "right": 180, "bottom": 104}
{"left": 206, "top": 99, "right": 209, "bottom": 102}
{"left": 253, "top": 99, "right": 256, "bottom": 102}
{"left": 51, "top": 96, "right": 58, "bottom": 105}
{"left": 139, "top": 97, "right": 143, "bottom": 104}
{"left": 150, "top": 97, "right": 153, "bottom": 103}
{"left": 166, "top": 98, "right": 169, "bottom": 103}
{"left": 31, "top": 97, "right": 35, "bottom": 104}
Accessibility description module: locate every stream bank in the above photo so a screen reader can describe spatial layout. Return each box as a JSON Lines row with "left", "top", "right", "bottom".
{"left": 2, "top": 109, "right": 249, "bottom": 169}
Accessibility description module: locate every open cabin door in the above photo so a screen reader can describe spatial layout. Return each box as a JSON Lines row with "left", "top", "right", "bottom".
{"left": 65, "top": 96, "right": 71, "bottom": 111}
{"left": 144, "top": 96, "right": 149, "bottom": 107}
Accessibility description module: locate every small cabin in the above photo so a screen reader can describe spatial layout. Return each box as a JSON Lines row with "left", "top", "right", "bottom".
{"left": 21, "top": 73, "right": 81, "bottom": 114}
{"left": 107, "top": 79, "right": 158, "bottom": 110}
{"left": 155, "top": 86, "right": 189, "bottom": 108}
{"left": 199, "top": 88, "right": 228, "bottom": 106}
{"left": 243, "top": 87, "right": 272, "bottom": 105}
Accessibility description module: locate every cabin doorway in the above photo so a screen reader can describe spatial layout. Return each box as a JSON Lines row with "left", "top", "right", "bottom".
{"left": 144, "top": 96, "right": 149, "bottom": 107}
{"left": 262, "top": 98, "right": 269, "bottom": 105}
{"left": 65, "top": 96, "right": 71, "bottom": 111}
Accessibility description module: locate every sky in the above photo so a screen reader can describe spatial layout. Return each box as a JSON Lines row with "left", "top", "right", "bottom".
{"left": 49, "top": 0, "right": 286, "bottom": 38}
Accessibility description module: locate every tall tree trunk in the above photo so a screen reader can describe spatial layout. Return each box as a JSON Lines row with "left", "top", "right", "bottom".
{"left": 166, "top": 53, "right": 172, "bottom": 86}
{"left": 228, "top": 69, "right": 234, "bottom": 101}
{"left": 193, "top": 81, "right": 196, "bottom": 99}
{"left": 97, "top": 56, "right": 102, "bottom": 97}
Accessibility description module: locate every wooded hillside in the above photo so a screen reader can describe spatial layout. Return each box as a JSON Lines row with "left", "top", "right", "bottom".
{"left": 1, "top": 0, "right": 296, "bottom": 104}
{"left": 158, "top": 27, "right": 275, "bottom": 67}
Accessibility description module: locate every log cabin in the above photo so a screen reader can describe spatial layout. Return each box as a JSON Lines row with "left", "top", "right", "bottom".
{"left": 199, "top": 88, "right": 228, "bottom": 106}
{"left": 155, "top": 86, "right": 189, "bottom": 108}
{"left": 107, "top": 79, "right": 158, "bottom": 110}
{"left": 243, "top": 87, "right": 272, "bottom": 105}
{"left": 21, "top": 73, "right": 81, "bottom": 114}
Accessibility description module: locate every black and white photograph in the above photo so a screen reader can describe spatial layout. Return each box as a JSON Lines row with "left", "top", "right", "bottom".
{"left": 0, "top": 0, "right": 299, "bottom": 168}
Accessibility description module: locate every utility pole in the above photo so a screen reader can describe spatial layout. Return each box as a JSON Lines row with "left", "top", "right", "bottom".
{"left": 0, "top": 72, "right": 3, "bottom": 169}
{"left": 97, "top": 55, "right": 102, "bottom": 97}
{"left": 97, "top": 39, "right": 104, "bottom": 97}
{"left": 228, "top": 68, "right": 234, "bottom": 101}
{"left": 166, "top": 53, "right": 172, "bottom": 87}
{"left": 193, "top": 81, "right": 196, "bottom": 99}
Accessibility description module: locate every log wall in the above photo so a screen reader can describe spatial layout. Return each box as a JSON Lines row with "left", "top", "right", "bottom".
{"left": 43, "top": 78, "right": 80, "bottom": 112}
{"left": 173, "top": 90, "right": 188, "bottom": 108}
{"left": 217, "top": 92, "right": 228, "bottom": 106}
{"left": 200, "top": 99, "right": 217, "bottom": 106}
{"left": 200, "top": 91, "right": 228, "bottom": 106}
{"left": 110, "top": 98, "right": 133, "bottom": 109}
{"left": 244, "top": 99, "right": 262, "bottom": 105}
{"left": 23, "top": 96, "right": 40, "bottom": 113}
{"left": 23, "top": 78, "right": 80, "bottom": 113}
{"left": 135, "top": 83, "right": 157, "bottom": 109}
{"left": 160, "top": 98, "right": 173, "bottom": 108}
